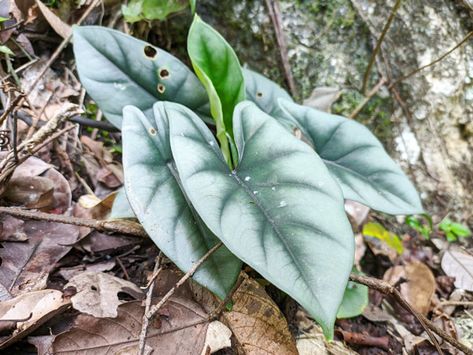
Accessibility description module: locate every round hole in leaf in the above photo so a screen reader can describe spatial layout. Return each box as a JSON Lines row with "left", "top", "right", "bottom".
{"left": 157, "top": 84, "right": 166, "bottom": 94}
{"left": 148, "top": 127, "right": 157, "bottom": 136}
{"left": 143, "top": 45, "right": 157, "bottom": 59}
{"left": 256, "top": 92, "right": 263, "bottom": 98}
{"left": 159, "top": 69, "right": 170, "bottom": 79}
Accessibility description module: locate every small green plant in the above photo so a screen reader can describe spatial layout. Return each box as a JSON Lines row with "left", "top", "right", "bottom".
{"left": 122, "top": 0, "right": 195, "bottom": 23}
{"left": 439, "top": 218, "right": 471, "bottom": 242}
{"left": 72, "top": 16, "right": 423, "bottom": 338}
{"left": 405, "top": 214, "right": 433, "bottom": 239}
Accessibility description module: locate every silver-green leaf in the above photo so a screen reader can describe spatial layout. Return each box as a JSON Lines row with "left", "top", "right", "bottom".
{"left": 243, "top": 68, "right": 293, "bottom": 118}
{"left": 278, "top": 100, "right": 423, "bottom": 215}
{"left": 169, "top": 100, "right": 354, "bottom": 338}
{"left": 122, "top": 103, "right": 240, "bottom": 299}
{"left": 73, "top": 26, "right": 210, "bottom": 128}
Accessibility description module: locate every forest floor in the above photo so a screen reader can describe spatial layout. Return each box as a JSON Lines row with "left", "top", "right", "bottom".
{"left": 0, "top": 1, "right": 472, "bottom": 354}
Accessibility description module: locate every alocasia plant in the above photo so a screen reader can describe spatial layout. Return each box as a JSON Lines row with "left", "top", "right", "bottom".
{"left": 73, "top": 15, "right": 423, "bottom": 338}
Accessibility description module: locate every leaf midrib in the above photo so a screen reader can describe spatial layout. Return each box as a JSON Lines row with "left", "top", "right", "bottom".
{"left": 230, "top": 171, "right": 326, "bottom": 318}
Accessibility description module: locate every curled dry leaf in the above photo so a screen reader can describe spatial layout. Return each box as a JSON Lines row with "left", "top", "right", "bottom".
{"left": 3, "top": 156, "right": 72, "bottom": 213}
{"left": 303, "top": 86, "right": 341, "bottom": 113}
{"left": 383, "top": 261, "right": 436, "bottom": 315}
{"left": 65, "top": 271, "right": 143, "bottom": 318}
{"left": 201, "top": 321, "right": 232, "bottom": 354}
{"left": 0, "top": 221, "right": 80, "bottom": 297}
{"left": 441, "top": 249, "right": 473, "bottom": 291}
{"left": 3, "top": 176, "right": 55, "bottom": 209}
{"left": 49, "top": 299, "right": 210, "bottom": 354}
{"left": 0, "top": 289, "right": 69, "bottom": 349}
{"left": 193, "top": 274, "right": 298, "bottom": 354}
{"left": 35, "top": 0, "right": 72, "bottom": 39}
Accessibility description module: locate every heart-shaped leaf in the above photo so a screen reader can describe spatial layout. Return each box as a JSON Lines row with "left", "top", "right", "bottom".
{"left": 73, "top": 26, "right": 210, "bottom": 128}
{"left": 243, "top": 68, "right": 293, "bottom": 118}
{"left": 188, "top": 16, "right": 245, "bottom": 166}
{"left": 278, "top": 100, "right": 423, "bottom": 215}
{"left": 169, "top": 100, "right": 354, "bottom": 338}
{"left": 122, "top": 104, "right": 241, "bottom": 299}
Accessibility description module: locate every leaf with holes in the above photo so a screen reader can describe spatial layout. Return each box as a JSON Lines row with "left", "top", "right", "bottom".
{"left": 122, "top": 103, "right": 241, "bottom": 299}
{"left": 72, "top": 26, "right": 210, "bottom": 128}
{"left": 277, "top": 100, "right": 423, "bottom": 215}
{"left": 169, "top": 100, "right": 354, "bottom": 338}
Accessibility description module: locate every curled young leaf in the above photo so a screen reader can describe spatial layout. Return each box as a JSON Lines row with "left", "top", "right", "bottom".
{"left": 169, "top": 100, "right": 354, "bottom": 339}
{"left": 188, "top": 16, "right": 245, "bottom": 166}
{"left": 73, "top": 26, "right": 210, "bottom": 128}
{"left": 122, "top": 103, "right": 241, "bottom": 299}
{"left": 278, "top": 100, "right": 423, "bottom": 215}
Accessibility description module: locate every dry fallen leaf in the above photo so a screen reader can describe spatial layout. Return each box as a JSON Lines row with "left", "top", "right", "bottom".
{"left": 0, "top": 221, "right": 80, "bottom": 296}
{"left": 35, "top": 0, "right": 72, "bottom": 39}
{"left": 441, "top": 249, "right": 473, "bottom": 291}
{"left": 3, "top": 176, "right": 54, "bottom": 209}
{"left": 345, "top": 200, "right": 370, "bottom": 227}
{"left": 65, "top": 271, "right": 143, "bottom": 318}
{"left": 303, "top": 87, "right": 341, "bottom": 113}
{"left": 193, "top": 274, "right": 298, "bottom": 355}
{"left": 4, "top": 156, "right": 72, "bottom": 212}
{"left": 0, "top": 289, "right": 69, "bottom": 349}
{"left": 48, "top": 299, "right": 209, "bottom": 354}
{"left": 201, "top": 321, "right": 232, "bottom": 354}
{"left": 383, "top": 261, "right": 436, "bottom": 315}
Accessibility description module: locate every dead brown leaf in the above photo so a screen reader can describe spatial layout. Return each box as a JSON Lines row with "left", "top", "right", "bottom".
{"left": 48, "top": 299, "right": 209, "bottom": 354}
{"left": 383, "top": 261, "right": 436, "bottom": 315}
{"left": 0, "top": 220, "right": 80, "bottom": 296}
{"left": 193, "top": 274, "right": 298, "bottom": 355}
{"left": 35, "top": 0, "right": 72, "bottom": 39}
{"left": 3, "top": 176, "right": 55, "bottom": 209}
{"left": 4, "top": 156, "right": 72, "bottom": 213}
{"left": 0, "top": 289, "right": 69, "bottom": 349}
{"left": 441, "top": 249, "right": 473, "bottom": 291}
{"left": 65, "top": 271, "right": 143, "bottom": 318}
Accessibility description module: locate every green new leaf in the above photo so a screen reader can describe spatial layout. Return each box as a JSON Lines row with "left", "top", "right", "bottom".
{"left": 243, "top": 68, "right": 293, "bottom": 118}
{"left": 278, "top": 100, "right": 423, "bottom": 215}
{"left": 72, "top": 26, "right": 210, "bottom": 128}
{"left": 188, "top": 16, "right": 245, "bottom": 165}
{"left": 169, "top": 100, "right": 354, "bottom": 338}
{"left": 122, "top": 103, "right": 241, "bottom": 299}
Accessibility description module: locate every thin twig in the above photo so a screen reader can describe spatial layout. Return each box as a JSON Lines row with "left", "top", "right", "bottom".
{"left": 349, "top": 77, "right": 386, "bottom": 119}
{"left": 350, "top": 273, "right": 472, "bottom": 355}
{"left": 264, "top": 0, "right": 297, "bottom": 98}
{"left": 388, "top": 31, "right": 473, "bottom": 89}
{"left": 361, "top": 0, "right": 402, "bottom": 94}
{"left": 138, "top": 254, "right": 163, "bottom": 355}
{"left": 0, "top": 207, "right": 147, "bottom": 238}
{"left": 145, "top": 243, "right": 223, "bottom": 321}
